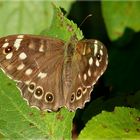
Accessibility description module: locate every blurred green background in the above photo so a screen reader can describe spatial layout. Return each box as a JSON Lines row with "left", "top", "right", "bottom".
{"left": 0, "top": 1, "right": 140, "bottom": 139}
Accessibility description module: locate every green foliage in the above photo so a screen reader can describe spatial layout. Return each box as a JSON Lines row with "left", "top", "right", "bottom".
{"left": 41, "top": 3, "right": 83, "bottom": 41}
{"left": 0, "top": 1, "right": 74, "bottom": 35}
{"left": 102, "top": 1, "right": 140, "bottom": 41}
{"left": 102, "top": 2, "right": 140, "bottom": 92}
{"left": 79, "top": 107, "right": 140, "bottom": 139}
{"left": 0, "top": 1, "right": 140, "bottom": 140}
{"left": 0, "top": 71, "right": 73, "bottom": 138}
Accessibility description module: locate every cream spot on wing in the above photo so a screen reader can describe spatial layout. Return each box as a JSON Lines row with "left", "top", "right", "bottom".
{"left": 25, "top": 68, "right": 33, "bottom": 75}
{"left": 84, "top": 73, "right": 87, "bottom": 81}
{"left": 17, "top": 35, "right": 24, "bottom": 39}
{"left": 14, "top": 38, "right": 23, "bottom": 50}
{"left": 82, "top": 44, "right": 86, "bottom": 55}
{"left": 17, "top": 63, "right": 25, "bottom": 70}
{"left": 2, "top": 42, "right": 9, "bottom": 48}
{"left": 6, "top": 52, "right": 13, "bottom": 59}
{"left": 94, "top": 40, "right": 98, "bottom": 44}
{"left": 83, "top": 87, "right": 87, "bottom": 94}
{"left": 38, "top": 72, "right": 47, "bottom": 79}
{"left": 19, "top": 52, "right": 27, "bottom": 60}
{"left": 89, "top": 57, "right": 93, "bottom": 65}
{"left": 25, "top": 80, "right": 31, "bottom": 85}
{"left": 88, "top": 68, "right": 91, "bottom": 77}
{"left": 78, "top": 74, "right": 81, "bottom": 79}
{"left": 39, "top": 44, "right": 44, "bottom": 52}
{"left": 96, "top": 60, "right": 100, "bottom": 67}
{"left": 5, "top": 39, "right": 8, "bottom": 42}
{"left": 106, "top": 59, "right": 108, "bottom": 65}
{"left": 100, "top": 49, "right": 103, "bottom": 56}
{"left": 100, "top": 70, "right": 104, "bottom": 76}
{"left": 94, "top": 44, "right": 98, "bottom": 56}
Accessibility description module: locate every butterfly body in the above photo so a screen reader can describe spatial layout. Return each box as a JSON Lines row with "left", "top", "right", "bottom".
{"left": 0, "top": 34, "right": 108, "bottom": 111}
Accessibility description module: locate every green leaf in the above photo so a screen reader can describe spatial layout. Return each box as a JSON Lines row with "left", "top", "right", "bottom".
{"left": 0, "top": 1, "right": 74, "bottom": 36}
{"left": 0, "top": 70, "right": 74, "bottom": 139}
{"left": 102, "top": 2, "right": 140, "bottom": 41}
{"left": 79, "top": 107, "right": 140, "bottom": 139}
{"left": 42, "top": 4, "right": 83, "bottom": 41}
{"left": 81, "top": 90, "right": 140, "bottom": 124}
{"left": 81, "top": 94, "right": 127, "bottom": 124}
{"left": 0, "top": 4, "right": 82, "bottom": 139}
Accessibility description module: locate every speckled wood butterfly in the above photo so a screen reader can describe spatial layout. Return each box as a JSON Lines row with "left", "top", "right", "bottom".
{"left": 0, "top": 34, "right": 108, "bottom": 111}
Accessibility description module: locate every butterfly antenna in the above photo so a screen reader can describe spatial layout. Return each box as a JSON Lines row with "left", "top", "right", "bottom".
{"left": 71, "top": 14, "right": 92, "bottom": 40}
{"left": 69, "top": 14, "right": 92, "bottom": 41}
{"left": 79, "top": 14, "right": 92, "bottom": 28}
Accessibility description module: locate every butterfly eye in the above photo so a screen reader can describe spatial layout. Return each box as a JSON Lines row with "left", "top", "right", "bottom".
{"left": 70, "top": 93, "right": 75, "bottom": 103}
{"left": 35, "top": 87, "right": 43, "bottom": 97}
{"left": 4, "top": 46, "right": 13, "bottom": 54}
{"left": 76, "top": 88, "right": 82, "bottom": 100}
{"left": 29, "top": 84, "right": 35, "bottom": 90}
{"left": 45, "top": 92, "right": 54, "bottom": 103}
{"left": 82, "top": 87, "right": 87, "bottom": 94}
{"left": 96, "top": 53, "right": 101, "bottom": 61}
{"left": 34, "top": 86, "right": 43, "bottom": 99}
{"left": 28, "top": 82, "right": 36, "bottom": 92}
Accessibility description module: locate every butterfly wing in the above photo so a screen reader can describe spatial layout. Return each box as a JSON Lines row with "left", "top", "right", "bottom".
{"left": 0, "top": 35, "right": 65, "bottom": 111}
{"left": 65, "top": 39, "right": 108, "bottom": 111}
{"left": 0, "top": 34, "right": 108, "bottom": 112}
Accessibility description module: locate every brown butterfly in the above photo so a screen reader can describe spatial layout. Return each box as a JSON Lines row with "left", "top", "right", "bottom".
{"left": 0, "top": 34, "right": 108, "bottom": 111}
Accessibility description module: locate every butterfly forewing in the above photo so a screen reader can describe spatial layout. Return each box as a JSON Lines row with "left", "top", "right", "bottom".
{"left": 0, "top": 35, "right": 64, "bottom": 81}
{"left": 0, "top": 35, "right": 65, "bottom": 111}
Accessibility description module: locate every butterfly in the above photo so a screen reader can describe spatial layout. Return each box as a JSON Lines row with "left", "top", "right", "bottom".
{"left": 0, "top": 34, "right": 108, "bottom": 111}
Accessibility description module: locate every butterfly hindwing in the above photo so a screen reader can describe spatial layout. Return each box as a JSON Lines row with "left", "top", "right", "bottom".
{"left": 76, "top": 39, "right": 108, "bottom": 87}
{"left": 65, "top": 39, "right": 108, "bottom": 111}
